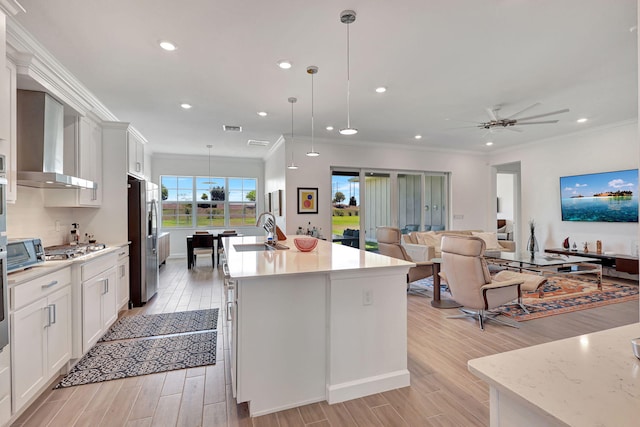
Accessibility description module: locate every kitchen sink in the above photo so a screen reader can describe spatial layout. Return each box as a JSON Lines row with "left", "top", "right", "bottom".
{"left": 234, "top": 243, "right": 289, "bottom": 252}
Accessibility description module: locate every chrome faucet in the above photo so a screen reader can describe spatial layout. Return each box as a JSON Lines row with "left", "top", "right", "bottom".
{"left": 256, "top": 212, "right": 277, "bottom": 245}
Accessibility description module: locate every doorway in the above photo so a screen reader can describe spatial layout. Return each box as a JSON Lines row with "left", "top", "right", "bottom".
{"left": 495, "top": 162, "right": 521, "bottom": 249}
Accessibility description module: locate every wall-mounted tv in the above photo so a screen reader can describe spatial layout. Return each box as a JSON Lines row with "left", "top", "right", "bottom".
{"left": 560, "top": 169, "right": 638, "bottom": 222}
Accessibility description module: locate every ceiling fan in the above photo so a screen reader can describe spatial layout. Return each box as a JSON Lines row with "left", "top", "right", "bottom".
{"left": 476, "top": 103, "right": 570, "bottom": 132}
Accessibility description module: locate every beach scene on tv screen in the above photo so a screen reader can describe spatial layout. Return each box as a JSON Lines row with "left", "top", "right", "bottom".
{"left": 560, "top": 169, "right": 638, "bottom": 222}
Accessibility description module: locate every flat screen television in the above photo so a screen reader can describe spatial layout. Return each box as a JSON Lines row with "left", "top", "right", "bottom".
{"left": 560, "top": 169, "right": 638, "bottom": 222}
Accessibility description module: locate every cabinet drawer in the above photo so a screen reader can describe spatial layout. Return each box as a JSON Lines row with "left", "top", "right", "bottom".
{"left": 12, "top": 268, "right": 71, "bottom": 310}
{"left": 116, "top": 246, "right": 129, "bottom": 260}
{"left": 81, "top": 252, "right": 117, "bottom": 281}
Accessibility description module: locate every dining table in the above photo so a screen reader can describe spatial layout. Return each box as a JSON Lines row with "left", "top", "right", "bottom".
{"left": 186, "top": 231, "right": 240, "bottom": 269}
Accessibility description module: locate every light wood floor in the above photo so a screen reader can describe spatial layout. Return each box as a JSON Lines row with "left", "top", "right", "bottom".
{"left": 11, "top": 258, "right": 639, "bottom": 427}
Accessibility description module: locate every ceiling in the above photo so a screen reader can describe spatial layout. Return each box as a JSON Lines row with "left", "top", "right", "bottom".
{"left": 11, "top": 0, "right": 638, "bottom": 158}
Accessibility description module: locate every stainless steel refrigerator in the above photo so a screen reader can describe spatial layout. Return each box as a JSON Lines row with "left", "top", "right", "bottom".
{"left": 128, "top": 175, "right": 159, "bottom": 306}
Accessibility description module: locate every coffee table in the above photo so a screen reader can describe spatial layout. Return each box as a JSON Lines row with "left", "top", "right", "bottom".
{"left": 484, "top": 251, "right": 603, "bottom": 289}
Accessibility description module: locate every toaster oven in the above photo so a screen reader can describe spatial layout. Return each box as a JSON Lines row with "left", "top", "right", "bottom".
{"left": 7, "top": 238, "right": 45, "bottom": 273}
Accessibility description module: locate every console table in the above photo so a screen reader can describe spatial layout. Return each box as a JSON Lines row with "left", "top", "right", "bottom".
{"left": 546, "top": 248, "right": 638, "bottom": 275}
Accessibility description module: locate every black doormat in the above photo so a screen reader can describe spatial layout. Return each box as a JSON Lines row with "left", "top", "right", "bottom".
{"left": 99, "top": 308, "right": 219, "bottom": 342}
{"left": 55, "top": 331, "right": 217, "bottom": 388}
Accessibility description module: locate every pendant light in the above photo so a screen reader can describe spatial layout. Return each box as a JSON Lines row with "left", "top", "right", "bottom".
{"left": 306, "top": 65, "right": 320, "bottom": 157}
{"left": 287, "top": 97, "right": 299, "bottom": 170}
{"left": 339, "top": 10, "right": 357, "bottom": 136}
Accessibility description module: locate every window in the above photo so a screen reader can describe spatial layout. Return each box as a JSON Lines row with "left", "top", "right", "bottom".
{"left": 161, "top": 176, "right": 257, "bottom": 228}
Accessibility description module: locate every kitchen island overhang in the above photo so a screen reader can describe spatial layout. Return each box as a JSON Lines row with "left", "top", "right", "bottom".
{"left": 224, "top": 236, "right": 413, "bottom": 416}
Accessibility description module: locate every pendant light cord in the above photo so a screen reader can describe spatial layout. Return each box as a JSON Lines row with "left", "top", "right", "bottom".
{"left": 311, "top": 72, "right": 315, "bottom": 151}
{"left": 291, "top": 100, "right": 295, "bottom": 163}
{"left": 346, "top": 22, "right": 351, "bottom": 128}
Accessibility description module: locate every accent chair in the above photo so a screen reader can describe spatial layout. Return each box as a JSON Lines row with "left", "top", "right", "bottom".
{"left": 440, "top": 235, "right": 524, "bottom": 330}
{"left": 376, "top": 226, "right": 434, "bottom": 296}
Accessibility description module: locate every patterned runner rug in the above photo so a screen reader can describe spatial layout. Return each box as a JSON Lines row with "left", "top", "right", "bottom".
{"left": 412, "top": 275, "right": 638, "bottom": 321}
{"left": 55, "top": 331, "right": 217, "bottom": 388}
{"left": 99, "top": 308, "right": 218, "bottom": 342}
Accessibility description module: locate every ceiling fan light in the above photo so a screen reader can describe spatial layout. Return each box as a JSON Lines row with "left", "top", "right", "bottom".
{"left": 339, "top": 128, "right": 358, "bottom": 135}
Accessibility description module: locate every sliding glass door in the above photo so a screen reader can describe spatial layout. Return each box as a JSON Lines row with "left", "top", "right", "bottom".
{"left": 331, "top": 168, "right": 449, "bottom": 252}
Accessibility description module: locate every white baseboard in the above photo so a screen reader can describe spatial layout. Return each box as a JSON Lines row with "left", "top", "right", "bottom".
{"left": 326, "top": 369, "right": 410, "bottom": 404}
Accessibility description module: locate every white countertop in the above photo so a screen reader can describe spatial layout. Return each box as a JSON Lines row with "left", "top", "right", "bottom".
{"left": 224, "top": 236, "right": 414, "bottom": 278}
{"left": 8, "top": 243, "right": 129, "bottom": 286}
{"left": 468, "top": 323, "right": 640, "bottom": 426}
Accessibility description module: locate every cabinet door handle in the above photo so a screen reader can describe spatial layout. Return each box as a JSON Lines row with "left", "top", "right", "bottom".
{"left": 136, "top": 162, "right": 141, "bottom": 172}
{"left": 44, "top": 305, "right": 52, "bottom": 328}
{"left": 118, "top": 251, "right": 126, "bottom": 256}
{"left": 222, "top": 263, "right": 230, "bottom": 277}
{"left": 51, "top": 304, "right": 57, "bottom": 325}
{"left": 226, "top": 301, "right": 234, "bottom": 321}
{"left": 120, "top": 265, "right": 125, "bottom": 277}
{"left": 41, "top": 280, "right": 58, "bottom": 289}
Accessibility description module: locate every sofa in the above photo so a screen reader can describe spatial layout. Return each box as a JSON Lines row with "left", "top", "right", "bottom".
{"left": 401, "top": 229, "right": 515, "bottom": 262}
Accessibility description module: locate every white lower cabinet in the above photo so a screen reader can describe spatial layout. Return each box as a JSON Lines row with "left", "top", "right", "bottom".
{"left": 116, "top": 246, "right": 130, "bottom": 311}
{"left": 10, "top": 268, "right": 72, "bottom": 413}
{"left": 0, "top": 345, "right": 10, "bottom": 427}
{"left": 81, "top": 253, "right": 117, "bottom": 354}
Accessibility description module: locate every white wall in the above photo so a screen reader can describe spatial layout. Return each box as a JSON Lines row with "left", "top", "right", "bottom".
{"left": 151, "top": 152, "right": 266, "bottom": 257}
{"left": 275, "top": 136, "right": 492, "bottom": 237}
{"left": 263, "top": 137, "right": 287, "bottom": 230}
{"left": 491, "top": 120, "right": 638, "bottom": 255}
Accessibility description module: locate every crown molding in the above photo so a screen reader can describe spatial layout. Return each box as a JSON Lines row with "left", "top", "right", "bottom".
{"left": 5, "top": 16, "right": 119, "bottom": 121}
{"left": 0, "top": 0, "right": 25, "bottom": 16}
{"left": 264, "top": 135, "right": 285, "bottom": 160}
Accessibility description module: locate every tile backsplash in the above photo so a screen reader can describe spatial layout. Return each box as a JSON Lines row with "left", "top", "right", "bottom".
{"left": 7, "top": 186, "right": 76, "bottom": 246}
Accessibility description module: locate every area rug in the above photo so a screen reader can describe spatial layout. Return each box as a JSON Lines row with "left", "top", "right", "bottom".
{"left": 99, "top": 308, "right": 218, "bottom": 342}
{"left": 55, "top": 331, "right": 217, "bottom": 388}
{"left": 412, "top": 275, "right": 638, "bottom": 321}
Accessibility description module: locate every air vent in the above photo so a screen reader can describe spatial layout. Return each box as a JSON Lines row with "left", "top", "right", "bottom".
{"left": 223, "top": 125, "right": 242, "bottom": 132}
{"left": 247, "top": 139, "right": 269, "bottom": 147}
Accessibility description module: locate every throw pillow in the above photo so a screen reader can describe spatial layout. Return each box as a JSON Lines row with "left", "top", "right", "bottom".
{"left": 471, "top": 231, "right": 502, "bottom": 251}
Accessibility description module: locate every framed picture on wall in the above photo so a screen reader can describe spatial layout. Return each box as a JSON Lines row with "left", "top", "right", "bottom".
{"left": 297, "top": 187, "right": 318, "bottom": 214}
{"left": 271, "top": 190, "right": 281, "bottom": 216}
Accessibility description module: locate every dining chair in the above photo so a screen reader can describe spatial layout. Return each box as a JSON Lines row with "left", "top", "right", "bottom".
{"left": 217, "top": 230, "right": 237, "bottom": 266}
{"left": 192, "top": 233, "right": 215, "bottom": 268}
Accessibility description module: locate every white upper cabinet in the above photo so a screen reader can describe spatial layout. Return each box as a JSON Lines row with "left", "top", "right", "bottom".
{"left": 127, "top": 131, "right": 145, "bottom": 179}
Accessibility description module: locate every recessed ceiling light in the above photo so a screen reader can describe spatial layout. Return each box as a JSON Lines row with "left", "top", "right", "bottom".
{"left": 277, "top": 60, "right": 292, "bottom": 69}
{"left": 375, "top": 86, "right": 387, "bottom": 93}
{"left": 414, "top": 135, "right": 422, "bottom": 140}
{"left": 486, "top": 141, "right": 493, "bottom": 146}
{"left": 257, "top": 111, "right": 268, "bottom": 117}
{"left": 577, "top": 118, "right": 588, "bottom": 123}
{"left": 159, "top": 40, "right": 177, "bottom": 51}
{"left": 326, "top": 126, "right": 334, "bottom": 131}
{"left": 180, "top": 103, "right": 192, "bottom": 109}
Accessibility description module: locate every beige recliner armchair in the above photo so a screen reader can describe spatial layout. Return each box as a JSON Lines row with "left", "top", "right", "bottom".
{"left": 440, "top": 235, "right": 524, "bottom": 330}
{"left": 376, "top": 226, "right": 434, "bottom": 296}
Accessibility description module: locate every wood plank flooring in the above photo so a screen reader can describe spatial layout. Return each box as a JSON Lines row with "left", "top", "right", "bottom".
{"left": 11, "top": 258, "right": 639, "bottom": 427}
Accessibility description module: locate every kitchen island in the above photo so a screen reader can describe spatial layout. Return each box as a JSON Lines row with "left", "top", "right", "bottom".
{"left": 223, "top": 236, "right": 414, "bottom": 416}
{"left": 468, "top": 323, "right": 640, "bottom": 427}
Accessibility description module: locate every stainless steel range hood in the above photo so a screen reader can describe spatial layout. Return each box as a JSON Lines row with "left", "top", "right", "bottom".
{"left": 17, "top": 90, "right": 96, "bottom": 189}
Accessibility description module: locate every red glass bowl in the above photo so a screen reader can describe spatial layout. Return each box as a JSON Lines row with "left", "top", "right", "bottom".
{"left": 294, "top": 237, "right": 318, "bottom": 252}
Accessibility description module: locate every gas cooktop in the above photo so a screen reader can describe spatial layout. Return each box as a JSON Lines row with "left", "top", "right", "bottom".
{"left": 44, "top": 243, "right": 107, "bottom": 260}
